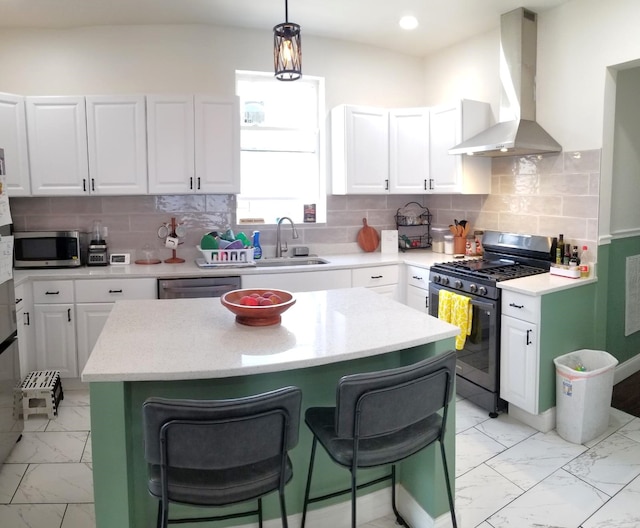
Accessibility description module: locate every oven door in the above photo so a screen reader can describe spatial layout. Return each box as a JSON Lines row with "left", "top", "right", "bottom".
{"left": 429, "top": 283, "right": 500, "bottom": 391}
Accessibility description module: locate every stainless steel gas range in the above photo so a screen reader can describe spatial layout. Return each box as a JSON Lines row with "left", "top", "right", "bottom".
{"left": 428, "top": 231, "right": 556, "bottom": 416}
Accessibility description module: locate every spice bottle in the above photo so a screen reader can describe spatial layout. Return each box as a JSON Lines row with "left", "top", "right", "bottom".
{"left": 556, "top": 234, "right": 564, "bottom": 264}
{"left": 579, "top": 246, "right": 591, "bottom": 278}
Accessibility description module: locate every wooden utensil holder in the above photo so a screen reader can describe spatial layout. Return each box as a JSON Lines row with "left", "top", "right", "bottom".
{"left": 453, "top": 236, "right": 466, "bottom": 255}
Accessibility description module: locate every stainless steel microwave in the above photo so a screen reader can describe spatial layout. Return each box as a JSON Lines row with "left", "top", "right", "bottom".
{"left": 14, "top": 231, "right": 85, "bottom": 268}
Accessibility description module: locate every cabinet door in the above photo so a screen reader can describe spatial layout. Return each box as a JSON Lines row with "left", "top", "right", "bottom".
{"left": 86, "top": 95, "right": 148, "bottom": 195}
{"left": 16, "top": 307, "right": 35, "bottom": 379}
{"left": 331, "top": 105, "right": 388, "bottom": 194}
{"left": 406, "top": 285, "right": 429, "bottom": 313}
{"left": 500, "top": 315, "right": 538, "bottom": 414}
{"left": 389, "top": 108, "right": 429, "bottom": 194}
{"left": 429, "top": 100, "right": 491, "bottom": 194}
{"left": 195, "top": 96, "right": 240, "bottom": 194}
{"left": 34, "top": 304, "right": 77, "bottom": 377}
{"left": 26, "top": 96, "right": 89, "bottom": 196}
{"left": 76, "top": 303, "right": 113, "bottom": 375}
{"left": 0, "top": 93, "right": 31, "bottom": 196}
{"left": 147, "top": 95, "right": 195, "bottom": 194}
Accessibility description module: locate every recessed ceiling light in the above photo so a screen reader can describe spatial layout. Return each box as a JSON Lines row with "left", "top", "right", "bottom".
{"left": 399, "top": 15, "right": 419, "bottom": 31}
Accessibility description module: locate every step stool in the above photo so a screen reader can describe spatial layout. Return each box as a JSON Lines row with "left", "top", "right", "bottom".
{"left": 18, "top": 370, "right": 64, "bottom": 419}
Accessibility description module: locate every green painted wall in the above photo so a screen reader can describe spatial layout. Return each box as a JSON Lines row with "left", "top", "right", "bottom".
{"left": 539, "top": 284, "right": 598, "bottom": 412}
{"left": 90, "top": 338, "right": 456, "bottom": 528}
{"left": 602, "top": 237, "right": 640, "bottom": 362}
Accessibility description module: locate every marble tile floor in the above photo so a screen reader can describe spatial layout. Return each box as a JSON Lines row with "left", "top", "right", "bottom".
{"left": 2, "top": 389, "right": 640, "bottom": 528}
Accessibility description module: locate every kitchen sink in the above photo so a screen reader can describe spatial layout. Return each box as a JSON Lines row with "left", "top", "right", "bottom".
{"left": 254, "top": 257, "right": 329, "bottom": 267}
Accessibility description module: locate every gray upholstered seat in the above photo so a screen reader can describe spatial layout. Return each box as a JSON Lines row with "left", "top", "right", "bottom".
{"left": 301, "top": 351, "right": 458, "bottom": 528}
{"left": 142, "top": 386, "right": 302, "bottom": 528}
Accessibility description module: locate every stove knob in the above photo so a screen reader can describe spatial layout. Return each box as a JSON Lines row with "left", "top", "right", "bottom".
{"left": 478, "top": 286, "right": 488, "bottom": 296}
{"left": 454, "top": 280, "right": 463, "bottom": 289}
{"left": 442, "top": 277, "right": 450, "bottom": 286}
{"left": 469, "top": 284, "right": 478, "bottom": 293}
{"left": 433, "top": 275, "right": 441, "bottom": 283}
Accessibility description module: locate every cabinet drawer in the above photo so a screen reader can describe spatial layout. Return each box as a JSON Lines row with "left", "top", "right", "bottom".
{"left": 75, "top": 278, "right": 157, "bottom": 303}
{"left": 501, "top": 290, "right": 540, "bottom": 322}
{"left": 33, "top": 280, "right": 74, "bottom": 304}
{"left": 352, "top": 265, "right": 399, "bottom": 288}
{"left": 406, "top": 264, "right": 429, "bottom": 290}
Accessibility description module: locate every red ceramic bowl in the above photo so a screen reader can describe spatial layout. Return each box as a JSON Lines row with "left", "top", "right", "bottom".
{"left": 220, "top": 289, "right": 295, "bottom": 326}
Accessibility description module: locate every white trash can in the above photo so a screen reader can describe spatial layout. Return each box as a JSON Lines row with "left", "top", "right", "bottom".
{"left": 553, "top": 349, "right": 618, "bottom": 444}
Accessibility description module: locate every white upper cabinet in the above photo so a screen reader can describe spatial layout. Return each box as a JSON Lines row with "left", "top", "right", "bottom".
{"left": 429, "top": 99, "right": 492, "bottom": 194}
{"left": 148, "top": 95, "right": 240, "bottom": 194}
{"left": 331, "top": 105, "right": 389, "bottom": 194}
{"left": 195, "top": 95, "right": 240, "bottom": 194}
{"left": 0, "top": 93, "right": 31, "bottom": 196}
{"left": 26, "top": 96, "right": 89, "bottom": 196}
{"left": 86, "top": 95, "right": 148, "bottom": 195}
{"left": 389, "top": 108, "right": 430, "bottom": 194}
{"left": 147, "top": 95, "right": 195, "bottom": 194}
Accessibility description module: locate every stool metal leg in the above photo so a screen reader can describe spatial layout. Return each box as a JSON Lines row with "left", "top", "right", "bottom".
{"left": 301, "top": 436, "right": 318, "bottom": 528}
{"left": 440, "top": 441, "right": 458, "bottom": 528}
{"left": 390, "top": 465, "right": 409, "bottom": 527}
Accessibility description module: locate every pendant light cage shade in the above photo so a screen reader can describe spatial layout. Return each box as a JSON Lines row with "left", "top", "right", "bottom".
{"left": 273, "top": 1, "right": 302, "bottom": 81}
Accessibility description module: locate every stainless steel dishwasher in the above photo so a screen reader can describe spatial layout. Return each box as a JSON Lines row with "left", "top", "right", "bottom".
{"left": 157, "top": 277, "right": 242, "bottom": 299}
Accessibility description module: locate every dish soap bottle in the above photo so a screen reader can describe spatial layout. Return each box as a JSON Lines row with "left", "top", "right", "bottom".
{"left": 252, "top": 231, "right": 262, "bottom": 260}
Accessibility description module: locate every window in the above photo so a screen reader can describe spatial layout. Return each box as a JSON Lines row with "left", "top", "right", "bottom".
{"left": 235, "top": 71, "right": 326, "bottom": 224}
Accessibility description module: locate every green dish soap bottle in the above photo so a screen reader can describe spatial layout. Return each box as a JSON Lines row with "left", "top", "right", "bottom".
{"left": 252, "top": 231, "right": 262, "bottom": 260}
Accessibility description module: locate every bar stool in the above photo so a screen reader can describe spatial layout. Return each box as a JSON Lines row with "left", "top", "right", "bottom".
{"left": 301, "top": 351, "right": 457, "bottom": 528}
{"left": 142, "top": 386, "right": 302, "bottom": 528}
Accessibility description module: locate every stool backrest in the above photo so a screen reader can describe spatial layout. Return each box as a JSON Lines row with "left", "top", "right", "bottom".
{"left": 335, "top": 351, "right": 456, "bottom": 439}
{"left": 143, "top": 386, "right": 302, "bottom": 470}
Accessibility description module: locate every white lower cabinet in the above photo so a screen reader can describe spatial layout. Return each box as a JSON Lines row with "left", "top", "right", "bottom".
{"left": 500, "top": 290, "right": 541, "bottom": 415}
{"left": 405, "top": 264, "right": 430, "bottom": 313}
{"left": 74, "top": 278, "right": 157, "bottom": 374}
{"left": 33, "top": 280, "right": 77, "bottom": 377}
{"left": 352, "top": 265, "right": 399, "bottom": 300}
{"left": 34, "top": 304, "right": 77, "bottom": 377}
{"left": 242, "top": 270, "right": 351, "bottom": 292}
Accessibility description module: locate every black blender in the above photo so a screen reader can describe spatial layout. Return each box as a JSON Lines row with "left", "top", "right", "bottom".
{"left": 87, "top": 220, "right": 108, "bottom": 266}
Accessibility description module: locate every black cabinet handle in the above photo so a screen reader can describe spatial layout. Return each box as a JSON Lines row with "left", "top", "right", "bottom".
{"left": 371, "top": 275, "right": 383, "bottom": 279}
{"left": 24, "top": 312, "right": 30, "bottom": 326}
{"left": 15, "top": 297, "right": 23, "bottom": 305}
{"left": 509, "top": 302, "right": 524, "bottom": 309}
{"left": 45, "top": 291, "right": 60, "bottom": 295}
{"left": 67, "top": 308, "right": 71, "bottom": 322}
{"left": 424, "top": 179, "right": 428, "bottom": 190}
{"left": 108, "top": 289, "right": 123, "bottom": 294}
{"left": 91, "top": 178, "right": 95, "bottom": 191}
{"left": 384, "top": 179, "right": 389, "bottom": 190}
{"left": 412, "top": 275, "right": 423, "bottom": 280}
{"left": 190, "top": 177, "right": 193, "bottom": 190}
{"left": 197, "top": 177, "right": 201, "bottom": 190}
{"left": 429, "top": 178, "right": 434, "bottom": 190}
{"left": 82, "top": 179, "right": 87, "bottom": 192}
{"left": 526, "top": 329, "right": 532, "bottom": 345}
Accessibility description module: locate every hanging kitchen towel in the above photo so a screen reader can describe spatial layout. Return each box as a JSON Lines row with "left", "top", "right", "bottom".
{"left": 451, "top": 293, "right": 473, "bottom": 350}
{"left": 438, "top": 289, "right": 453, "bottom": 323}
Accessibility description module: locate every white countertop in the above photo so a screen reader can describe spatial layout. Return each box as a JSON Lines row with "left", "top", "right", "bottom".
{"left": 14, "top": 249, "right": 594, "bottom": 296}
{"left": 81, "top": 287, "right": 460, "bottom": 382}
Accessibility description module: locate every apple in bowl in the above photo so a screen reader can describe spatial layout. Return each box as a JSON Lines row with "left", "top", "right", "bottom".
{"left": 220, "top": 289, "right": 295, "bottom": 326}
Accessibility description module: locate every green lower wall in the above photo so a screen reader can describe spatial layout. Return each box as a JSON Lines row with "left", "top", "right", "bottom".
{"left": 601, "top": 237, "right": 640, "bottom": 362}
{"left": 90, "top": 338, "right": 456, "bottom": 528}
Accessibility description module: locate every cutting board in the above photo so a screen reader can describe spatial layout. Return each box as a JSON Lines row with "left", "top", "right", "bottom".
{"left": 357, "top": 218, "right": 380, "bottom": 252}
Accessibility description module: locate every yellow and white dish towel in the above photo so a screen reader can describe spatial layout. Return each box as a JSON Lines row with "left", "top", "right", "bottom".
{"left": 438, "top": 290, "right": 473, "bottom": 350}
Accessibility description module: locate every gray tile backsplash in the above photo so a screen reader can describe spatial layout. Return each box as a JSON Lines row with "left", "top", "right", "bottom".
{"left": 10, "top": 149, "right": 599, "bottom": 261}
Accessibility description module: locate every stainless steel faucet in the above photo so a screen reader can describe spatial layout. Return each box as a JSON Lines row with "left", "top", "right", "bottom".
{"left": 275, "top": 217, "right": 299, "bottom": 257}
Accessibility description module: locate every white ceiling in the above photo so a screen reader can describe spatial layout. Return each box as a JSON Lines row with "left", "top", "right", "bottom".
{"left": 0, "top": 0, "right": 570, "bottom": 56}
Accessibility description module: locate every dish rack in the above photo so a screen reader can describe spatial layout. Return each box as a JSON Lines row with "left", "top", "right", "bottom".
{"left": 197, "top": 246, "right": 255, "bottom": 266}
{"left": 394, "top": 202, "right": 432, "bottom": 250}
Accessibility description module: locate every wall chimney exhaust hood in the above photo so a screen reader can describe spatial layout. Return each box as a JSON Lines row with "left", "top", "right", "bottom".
{"left": 449, "top": 8, "right": 561, "bottom": 158}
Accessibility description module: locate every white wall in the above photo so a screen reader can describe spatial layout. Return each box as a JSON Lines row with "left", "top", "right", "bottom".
{"left": 422, "top": 0, "right": 640, "bottom": 152}
{"left": 0, "top": 25, "right": 426, "bottom": 110}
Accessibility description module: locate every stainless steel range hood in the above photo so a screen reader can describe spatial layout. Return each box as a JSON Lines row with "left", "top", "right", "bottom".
{"left": 449, "top": 8, "right": 561, "bottom": 157}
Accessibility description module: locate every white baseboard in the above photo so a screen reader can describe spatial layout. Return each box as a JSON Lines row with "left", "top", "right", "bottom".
{"left": 614, "top": 354, "right": 640, "bottom": 384}
{"left": 508, "top": 404, "right": 556, "bottom": 433}
{"left": 397, "top": 485, "right": 456, "bottom": 528}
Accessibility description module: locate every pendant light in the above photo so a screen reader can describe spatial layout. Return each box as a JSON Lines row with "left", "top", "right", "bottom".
{"left": 273, "top": 0, "right": 302, "bottom": 81}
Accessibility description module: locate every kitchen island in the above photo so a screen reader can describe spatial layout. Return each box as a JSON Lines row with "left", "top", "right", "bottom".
{"left": 82, "top": 287, "right": 459, "bottom": 528}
